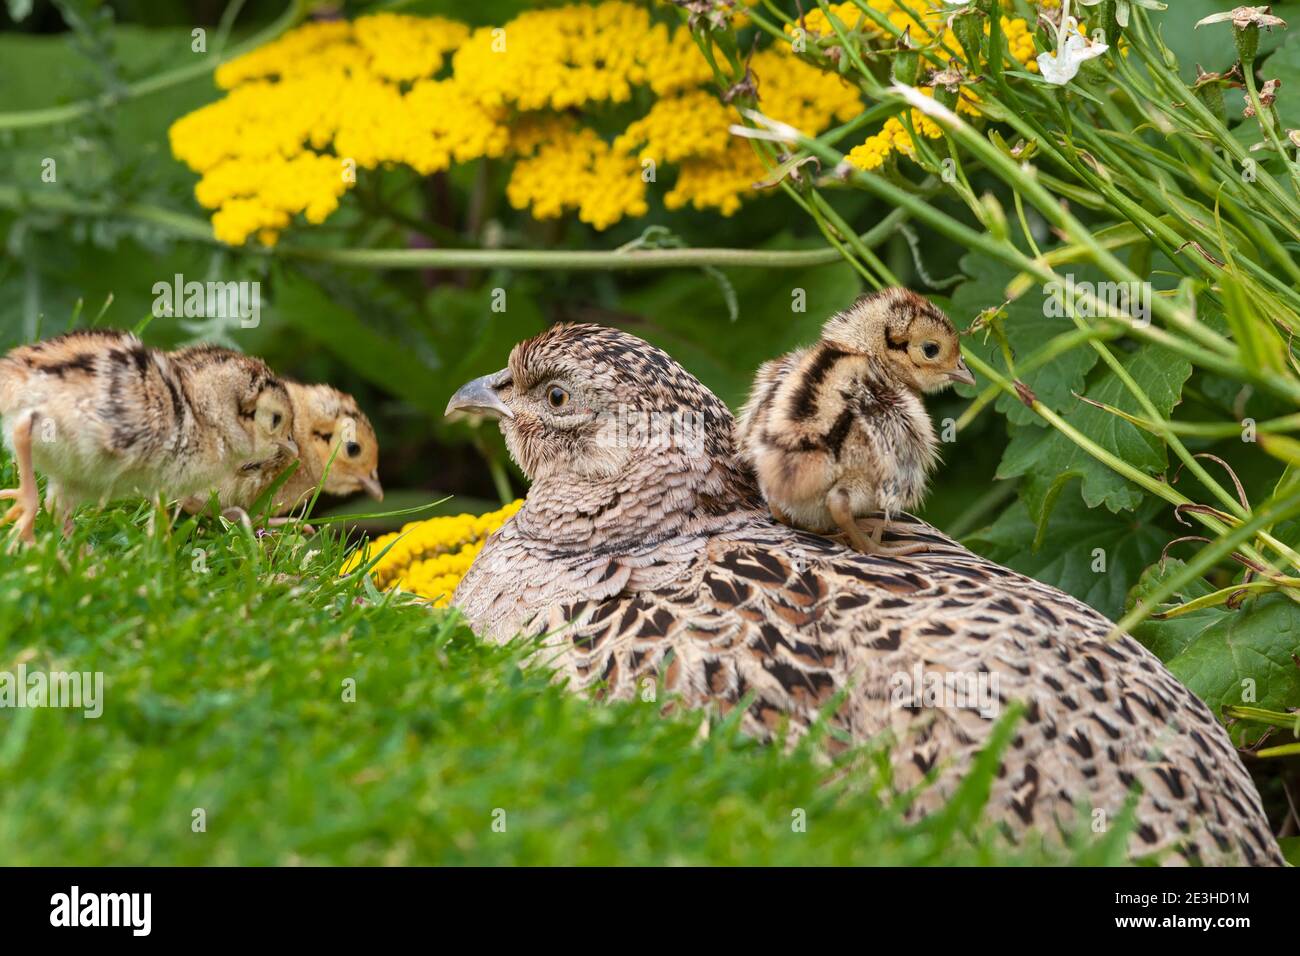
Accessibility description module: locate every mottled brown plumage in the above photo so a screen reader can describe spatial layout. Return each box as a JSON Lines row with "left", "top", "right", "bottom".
{"left": 181, "top": 380, "right": 382, "bottom": 520}
{"left": 736, "top": 289, "right": 973, "bottom": 554}
{"left": 0, "top": 331, "right": 294, "bottom": 541}
{"left": 448, "top": 322, "right": 1282, "bottom": 866}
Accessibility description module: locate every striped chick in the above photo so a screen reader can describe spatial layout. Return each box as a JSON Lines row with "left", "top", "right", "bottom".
{"left": 735, "top": 288, "right": 974, "bottom": 555}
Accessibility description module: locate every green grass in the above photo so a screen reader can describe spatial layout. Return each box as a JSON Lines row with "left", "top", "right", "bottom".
{"left": 0, "top": 460, "right": 1124, "bottom": 866}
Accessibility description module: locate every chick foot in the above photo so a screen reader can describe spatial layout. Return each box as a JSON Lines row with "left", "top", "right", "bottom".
{"left": 1, "top": 496, "right": 36, "bottom": 545}
{"left": 827, "top": 491, "right": 926, "bottom": 557}
{"left": 1, "top": 412, "right": 40, "bottom": 544}
{"left": 856, "top": 516, "right": 929, "bottom": 557}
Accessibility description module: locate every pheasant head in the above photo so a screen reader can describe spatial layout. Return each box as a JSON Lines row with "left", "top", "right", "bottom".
{"left": 446, "top": 323, "right": 753, "bottom": 543}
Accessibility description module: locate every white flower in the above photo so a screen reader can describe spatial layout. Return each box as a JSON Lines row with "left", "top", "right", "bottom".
{"left": 1036, "top": 12, "right": 1110, "bottom": 86}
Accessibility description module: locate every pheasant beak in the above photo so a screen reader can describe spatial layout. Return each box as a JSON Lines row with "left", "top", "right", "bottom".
{"left": 446, "top": 369, "right": 513, "bottom": 421}
{"left": 360, "top": 472, "right": 384, "bottom": 502}
{"left": 946, "top": 358, "right": 976, "bottom": 387}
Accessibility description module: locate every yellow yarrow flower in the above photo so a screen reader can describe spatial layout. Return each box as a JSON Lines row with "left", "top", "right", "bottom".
{"left": 666, "top": 139, "right": 767, "bottom": 216}
{"left": 452, "top": 2, "right": 666, "bottom": 111}
{"left": 353, "top": 13, "right": 470, "bottom": 83}
{"left": 752, "top": 48, "right": 863, "bottom": 135}
{"left": 506, "top": 127, "right": 648, "bottom": 230}
{"left": 341, "top": 499, "right": 523, "bottom": 607}
{"left": 615, "top": 90, "right": 734, "bottom": 163}
{"left": 846, "top": 77, "right": 996, "bottom": 173}
{"left": 1000, "top": 16, "right": 1039, "bottom": 70}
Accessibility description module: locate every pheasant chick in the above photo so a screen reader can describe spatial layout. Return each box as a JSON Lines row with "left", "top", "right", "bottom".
{"left": 182, "top": 381, "right": 382, "bottom": 521}
{"left": 0, "top": 331, "right": 295, "bottom": 542}
{"left": 735, "top": 288, "right": 973, "bottom": 555}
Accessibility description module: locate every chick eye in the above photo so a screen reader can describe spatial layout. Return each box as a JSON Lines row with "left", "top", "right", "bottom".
{"left": 346, "top": 441, "right": 361, "bottom": 457}
{"left": 271, "top": 413, "right": 283, "bottom": 428}
{"left": 921, "top": 342, "right": 940, "bottom": 360}
{"left": 547, "top": 386, "right": 569, "bottom": 409}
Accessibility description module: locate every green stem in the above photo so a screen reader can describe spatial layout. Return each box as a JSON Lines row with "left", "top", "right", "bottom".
{"left": 963, "top": 351, "right": 1289, "bottom": 583}
{"left": 1114, "top": 483, "right": 1300, "bottom": 636}
{"left": 1242, "top": 56, "right": 1300, "bottom": 200}
{"left": 0, "top": 1, "right": 303, "bottom": 131}
{"left": 793, "top": 131, "right": 1300, "bottom": 404}
{"left": 0, "top": 184, "right": 904, "bottom": 271}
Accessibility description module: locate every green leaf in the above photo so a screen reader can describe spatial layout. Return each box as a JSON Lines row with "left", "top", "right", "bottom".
{"left": 1280, "top": 836, "right": 1300, "bottom": 867}
{"left": 996, "top": 343, "right": 1193, "bottom": 523}
{"left": 1127, "top": 558, "right": 1300, "bottom": 744}
{"left": 967, "top": 493, "right": 1167, "bottom": 622}
{"left": 269, "top": 264, "right": 470, "bottom": 416}
{"left": 949, "top": 253, "right": 1101, "bottom": 427}
{"left": 1263, "top": 33, "right": 1300, "bottom": 132}
{"left": 618, "top": 236, "right": 860, "bottom": 408}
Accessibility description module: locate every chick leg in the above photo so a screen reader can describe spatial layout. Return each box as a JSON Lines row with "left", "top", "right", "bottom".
{"left": 0, "top": 411, "right": 39, "bottom": 544}
{"left": 826, "top": 487, "right": 875, "bottom": 554}
{"left": 768, "top": 503, "right": 793, "bottom": 527}
{"left": 858, "top": 514, "right": 929, "bottom": 557}
{"left": 828, "top": 490, "right": 926, "bottom": 557}
{"left": 45, "top": 483, "right": 75, "bottom": 538}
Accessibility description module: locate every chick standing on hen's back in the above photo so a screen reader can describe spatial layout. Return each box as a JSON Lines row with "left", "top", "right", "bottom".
{"left": 0, "top": 331, "right": 296, "bottom": 542}
{"left": 736, "top": 288, "right": 974, "bottom": 555}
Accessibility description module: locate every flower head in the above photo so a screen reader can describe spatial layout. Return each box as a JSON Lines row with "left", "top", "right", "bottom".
{"left": 1036, "top": 3, "right": 1109, "bottom": 85}
{"left": 1195, "top": 5, "right": 1287, "bottom": 31}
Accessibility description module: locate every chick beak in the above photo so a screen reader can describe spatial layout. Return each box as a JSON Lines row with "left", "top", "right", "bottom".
{"left": 361, "top": 472, "right": 384, "bottom": 502}
{"left": 446, "top": 369, "right": 513, "bottom": 420}
{"left": 277, "top": 437, "right": 300, "bottom": 457}
{"left": 947, "top": 358, "right": 976, "bottom": 387}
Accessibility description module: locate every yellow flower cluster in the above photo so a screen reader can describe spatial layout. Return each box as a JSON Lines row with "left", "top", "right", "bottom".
{"left": 847, "top": 87, "right": 983, "bottom": 171}
{"left": 171, "top": 3, "right": 867, "bottom": 244}
{"left": 453, "top": 4, "right": 708, "bottom": 110}
{"left": 818, "top": 1, "right": 1039, "bottom": 173}
{"left": 341, "top": 499, "right": 524, "bottom": 607}
{"left": 172, "top": 13, "right": 496, "bottom": 244}
{"left": 507, "top": 127, "right": 649, "bottom": 230}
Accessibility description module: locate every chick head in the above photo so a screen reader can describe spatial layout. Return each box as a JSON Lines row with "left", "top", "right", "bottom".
{"left": 821, "top": 288, "right": 975, "bottom": 394}
{"left": 243, "top": 377, "right": 298, "bottom": 460}
{"left": 289, "top": 382, "right": 382, "bottom": 501}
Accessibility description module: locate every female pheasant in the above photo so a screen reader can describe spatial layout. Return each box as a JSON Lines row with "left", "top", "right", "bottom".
{"left": 446, "top": 323, "right": 1282, "bottom": 866}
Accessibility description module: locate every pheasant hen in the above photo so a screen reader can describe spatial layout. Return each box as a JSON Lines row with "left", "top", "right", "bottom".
{"left": 447, "top": 323, "right": 1282, "bottom": 866}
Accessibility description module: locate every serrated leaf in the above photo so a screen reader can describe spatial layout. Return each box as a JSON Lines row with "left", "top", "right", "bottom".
{"left": 967, "top": 493, "right": 1167, "bottom": 621}
{"left": 949, "top": 253, "right": 1101, "bottom": 427}
{"left": 1127, "top": 558, "right": 1300, "bottom": 744}
{"left": 996, "top": 343, "right": 1193, "bottom": 524}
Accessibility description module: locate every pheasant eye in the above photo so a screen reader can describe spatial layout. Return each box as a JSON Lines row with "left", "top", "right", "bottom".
{"left": 921, "top": 342, "right": 940, "bottom": 360}
{"left": 547, "top": 386, "right": 569, "bottom": 409}
{"left": 346, "top": 441, "right": 361, "bottom": 457}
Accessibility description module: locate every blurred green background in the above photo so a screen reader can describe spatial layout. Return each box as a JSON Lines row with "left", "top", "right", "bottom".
{"left": 0, "top": 0, "right": 1293, "bottom": 539}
